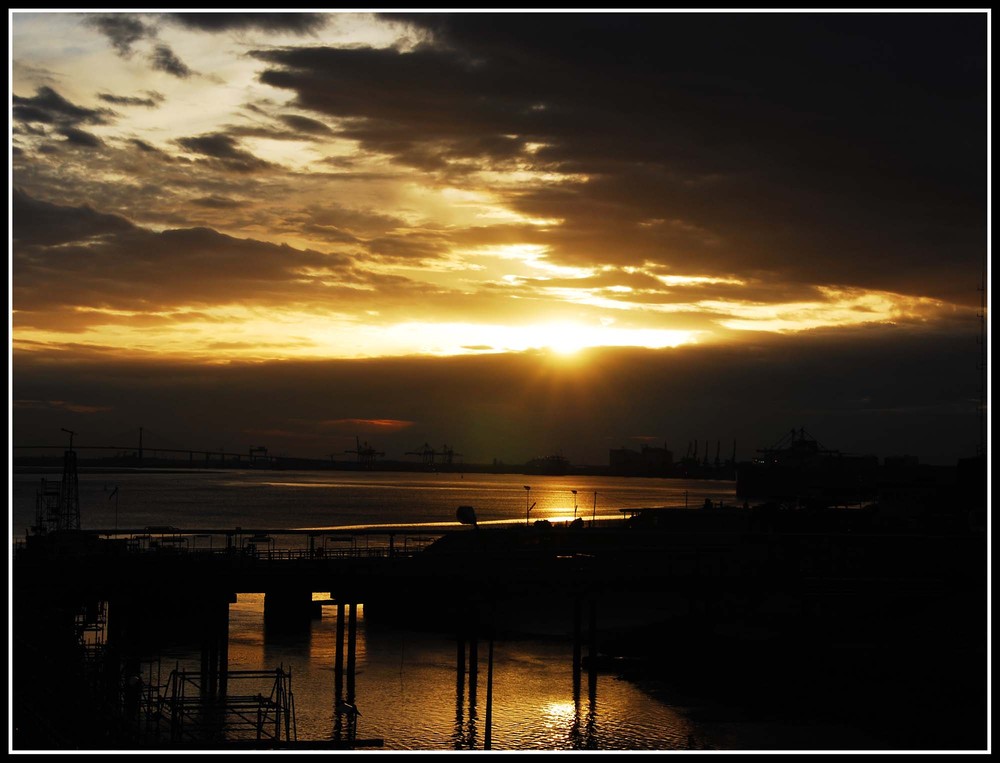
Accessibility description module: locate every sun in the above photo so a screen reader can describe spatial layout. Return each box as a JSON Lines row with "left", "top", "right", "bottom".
{"left": 528, "top": 321, "right": 698, "bottom": 356}
{"left": 535, "top": 322, "right": 594, "bottom": 355}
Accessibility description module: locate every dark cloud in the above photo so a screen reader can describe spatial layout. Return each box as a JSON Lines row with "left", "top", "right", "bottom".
{"left": 97, "top": 91, "right": 164, "bottom": 108}
{"left": 129, "top": 138, "right": 165, "bottom": 154}
{"left": 192, "top": 195, "right": 247, "bottom": 209}
{"left": 252, "top": 13, "right": 985, "bottom": 305}
{"left": 85, "top": 13, "right": 151, "bottom": 57}
{"left": 150, "top": 43, "right": 193, "bottom": 78}
{"left": 277, "top": 114, "right": 333, "bottom": 135}
{"left": 13, "top": 86, "right": 114, "bottom": 126}
{"left": 57, "top": 126, "right": 104, "bottom": 148}
{"left": 11, "top": 329, "right": 982, "bottom": 467}
{"left": 11, "top": 189, "right": 369, "bottom": 317}
{"left": 175, "top": 133, "right": 273, "bottom": 173}
{"left": 13, "top": 187, "right": 135, "bottom": 246}
{"left": 167, "top": 12, "right": 328, "bottom": 34}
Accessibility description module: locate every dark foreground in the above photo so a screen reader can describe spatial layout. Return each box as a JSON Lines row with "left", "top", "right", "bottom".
{"left": 12, "top": 504, "right": 988, "bottom": 751}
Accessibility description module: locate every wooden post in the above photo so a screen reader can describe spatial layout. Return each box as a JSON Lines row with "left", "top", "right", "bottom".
{"left": 485, "top": 629, "right": 494, "bottom": 750}
{"left": 588, "top": 599, "right": 597, "bottom": 678}
{"left": 347, "top": 602, "right": 357, "bottom": 703}
{"left": 573, "top": 597, "right": 582, "bottom": 669}
{"left": 335, "top": 602, "right": 345, "bottom": 699}
{"left": 468, "top": 609, "right": 479, "bottom": 709}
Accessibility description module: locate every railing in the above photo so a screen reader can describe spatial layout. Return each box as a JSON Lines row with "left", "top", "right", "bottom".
{"left": 15, "top": 526, "right": 444, "bottom": 560}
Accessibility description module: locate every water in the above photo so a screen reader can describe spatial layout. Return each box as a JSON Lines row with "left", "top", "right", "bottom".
{"left": 11, "top": 468, "right": 736, "bottom": 538}
{"left": 10, "top": 468, "right": 886, "bottom": 750}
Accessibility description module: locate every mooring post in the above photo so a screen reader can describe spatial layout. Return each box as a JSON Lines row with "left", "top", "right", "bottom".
{"left": 588, "top": 599, "right": 598, "bottom": 678}
{"left": 347, "top": 602, "right": 358, "bottom": 703}
{"left": 468, "top": 607, "right": 479, "bottom": 708}
{"left": 573, "top": 597, "right": 583, "bottom": 669}
{"left": 456, "top": 630, "right": 466, "bottom": 692}
{"left": 335, "top": 602, "right": 345, "bottom": 699}
{"left": 485, "top": 617, "right": 495, "bottom": 750}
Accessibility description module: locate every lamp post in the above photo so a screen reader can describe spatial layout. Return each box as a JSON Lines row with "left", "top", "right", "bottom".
{"left": 524, "top": 485, "right": 531, "bottom": 525}
{"left": 592, "top": 491, "right": 598, "bottom": 528}
{"left": 572, "top": 489, "right": 578, "bottom": 518}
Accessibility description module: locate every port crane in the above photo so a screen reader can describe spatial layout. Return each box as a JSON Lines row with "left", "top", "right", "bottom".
{"left": 436, "top": 444, "right": 461, "bottom": 466}
{"left": 405, "top": 442, "right": 462, "bottom": 467}
{"left": 346, "top": 437, "right": 384, "bottom": 470}
{"left": 405, "top": 442, "right": 438, "bottom": 466}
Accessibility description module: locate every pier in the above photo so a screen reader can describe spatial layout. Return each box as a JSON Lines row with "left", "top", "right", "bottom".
{"left": 13, "top": 505, "right": 987, "bottom": 750}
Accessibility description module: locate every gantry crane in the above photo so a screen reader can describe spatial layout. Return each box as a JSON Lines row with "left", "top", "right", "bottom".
{"left": 346, "top": 436, "right": 384, "bottom": 470}
{"left": 435, "top": 444, "right": 461, "bottom": 466}
{"left": 405, "top": 442, "right": 438, "bottom": 466}
{"left": 405, "top": 442, "right": 462, "bottom": 467}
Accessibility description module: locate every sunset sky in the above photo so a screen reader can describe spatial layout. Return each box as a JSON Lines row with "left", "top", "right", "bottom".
{"left": 10, "top": 11, "right": 989, "bottom": 466}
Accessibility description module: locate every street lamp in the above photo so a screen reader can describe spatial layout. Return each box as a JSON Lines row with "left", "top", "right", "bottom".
{"left": 524, "top": 485, "right": 532, "bottom": 525}
{"left": 571, "top": 489, "right": 578, "bottom": 518}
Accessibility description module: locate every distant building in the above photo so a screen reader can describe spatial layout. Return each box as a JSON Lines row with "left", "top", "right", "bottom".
{"left": 525, "top": 454, "right": 571, "bottom": 475}
{"left": 609, "top": 443, "right": 673, "bottom": 475}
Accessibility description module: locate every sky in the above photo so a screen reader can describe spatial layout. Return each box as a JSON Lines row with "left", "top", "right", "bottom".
{"left": 9, "top": 10, "right": 990, "bottom": 467}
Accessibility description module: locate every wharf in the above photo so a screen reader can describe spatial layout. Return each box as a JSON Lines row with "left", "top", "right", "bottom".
{"left": 12, "top": 505, "right": 988, "bottom": 751}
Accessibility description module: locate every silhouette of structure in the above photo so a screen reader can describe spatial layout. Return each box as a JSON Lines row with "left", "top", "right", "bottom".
{"left": 346, "top": 437, "right": 384, "bottom": 470}
{"left": 736, "top": 427, "right": 878, "bottom": 508}
{"left": 406, "top": 443, "right": 462, "bottom": 468}
{"left": 32, "top": 428, "right": 81, "bottom": 534}
{"left": 608, "top": 442, "right": 673, "bottom": 476}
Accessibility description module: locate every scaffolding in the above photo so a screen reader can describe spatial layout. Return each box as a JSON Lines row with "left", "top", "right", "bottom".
{"left": 74, "top": 600, "right": 107, "bottom": 663}
{"left": 31, "top": 448, "right": 81, "bottom": 534}
{"left": 164, "top": 667, "right": 296, "bottom": 745}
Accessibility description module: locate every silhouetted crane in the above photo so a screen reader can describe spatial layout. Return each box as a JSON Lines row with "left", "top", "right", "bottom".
{"left": 346, "top": 436, "right": 384, "bottom": 470}
{"left": 435, "top": 444, "right": 462, "bottom": 466}
{"left": 406, "top": 442, "right": 437, "bottom": 466}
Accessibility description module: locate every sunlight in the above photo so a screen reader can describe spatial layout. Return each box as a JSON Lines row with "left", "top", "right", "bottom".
{"left": 13, "top": 313, "right": 702, "bottom": 360}
{"left": 703, "top": 288, "right": 948, "bottom": 333}
{"left": 542, "top": 700, "right": 577, "bottom": 725}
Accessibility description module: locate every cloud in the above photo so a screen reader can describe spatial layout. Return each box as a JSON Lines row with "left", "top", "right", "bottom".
{"left": 250, "top": 14, "right": 985, "bottom": 306}
{"left": 11, "top": 330, "right": 983, "bottom": 466}
{"left": 277, "top": 114, "right": 333, "bottom": 135}
{"left": 13, "top": 187, "right": 135, "bottom": 246}
{"left": 166, "top": 12, "right": 329, "bottom": 35}
{"left": 58, "top": 126, "right": 104, "bottom": 148}
{"left": 97, "top": 91, "right": 164, "bottom": 108}
{"left": 11, "top": 189, "right": 369, "bottom": 317}
{"left": 13, "top": 399, "right": 113, "bottom": 414}
{"left": 319, "top": 418, "right": 416, "bottom": 434}
{"left": 85, "top": 13, "right": 151, "bottom": 57}
{"left": 13, "top": 86, "right": 114, "bottom": 126}
{"left": 191, "top": 195, "right": 247, "bottom": 209}
{"left": 149, "top": 43, "right": 194, "bottom": 78}
{"left": 175, "top": 133, "right": 273, "bottom": 172}
{"left": 129, "top": 138, "right": 167, "bottom": 155}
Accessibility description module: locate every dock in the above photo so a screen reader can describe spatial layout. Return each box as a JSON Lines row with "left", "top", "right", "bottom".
{"left": 12, "top": 505, "right": 988, "bottom": 751}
